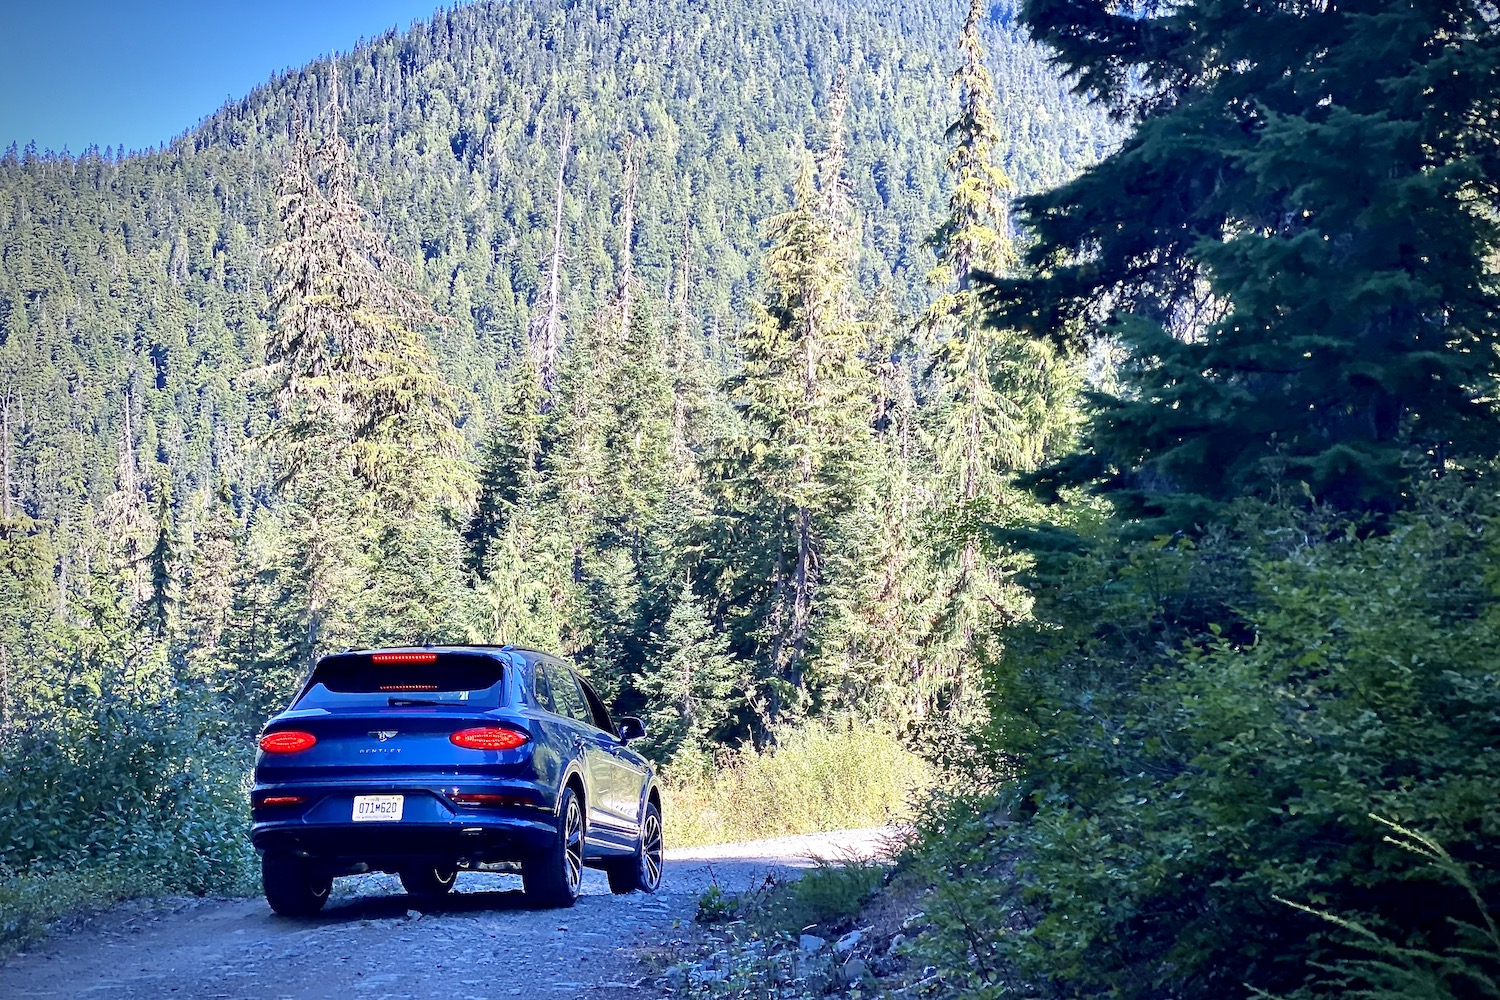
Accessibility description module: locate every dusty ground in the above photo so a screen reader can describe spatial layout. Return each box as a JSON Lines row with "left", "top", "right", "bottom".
{"left": 0, "top": 828, "right": 895, "bottom": 1000}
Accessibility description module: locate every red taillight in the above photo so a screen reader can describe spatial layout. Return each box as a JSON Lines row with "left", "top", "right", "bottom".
{"left": 259, "top": 730, "right": 318, "bottom": 753}
{"left": 452, "top": 792, "right": 536, "bottom": 808}
{"left": 379, "top": 684, "right": 439, "bottom": 691}
{"left": 372, "top": 652, "right": 437, "bottom": 665}
{"left": 256, "top": 795, "right": 306, "bottom": 807}
{"left": 450, "top": 727, "right": 529, "bottom": 751}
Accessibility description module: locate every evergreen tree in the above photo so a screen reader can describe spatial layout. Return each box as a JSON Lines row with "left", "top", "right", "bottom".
{"left": 999, "top": 0, "right": 1500, "bottom": 523}
{"left": 915, "top": 0, "right": 1072, "bottom": 722}
{"left": 636, "top": 581, "right": 742, "bottom": 768}
{"left": 265, "top": 78, "right": 477, "bottom": 656}
{"left": 466, "top": 356, "right": 544, "bottom": 574}
{"left": 178, "top": 487, "right": 240, "bottom": 685}
{"left": 0, "top": 514, "right": 54, "bottom": 725}
{"left": 267, "top": 90, "right": 473, "bottom": 515}
{"left": 99, "top": 397, "right": 152, "bottom": 609}
{"left": 142, "top": 479, "right": 178, "bottom": 639}
{"left": 712, "top": 83, "right": 877, "bottom": 731}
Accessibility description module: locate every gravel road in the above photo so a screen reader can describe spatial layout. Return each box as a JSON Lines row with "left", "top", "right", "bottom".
{"left": 0, "top": 828, "right": 897, "bottom": 999}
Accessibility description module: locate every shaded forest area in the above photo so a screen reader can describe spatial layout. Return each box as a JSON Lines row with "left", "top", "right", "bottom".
{"left": 3, "top": 0, "right": 1499, "bottom": 998}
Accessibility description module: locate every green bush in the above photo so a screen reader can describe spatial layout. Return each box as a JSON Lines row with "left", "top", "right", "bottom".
{"left": 0, "top": 696, "right": 257, "bottom": 952}
{"left": 747, "top": 857, "right": 887, "bottom": 934}
{"left": 906, "top": 484, "right": 1500, "bottom": 999}
{"left": 662, "top": 718, "right": 932, "bottom": 848}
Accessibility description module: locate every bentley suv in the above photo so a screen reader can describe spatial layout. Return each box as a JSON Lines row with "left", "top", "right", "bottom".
{"left": 249, "top": 645, "right": 664, "bottom": 915}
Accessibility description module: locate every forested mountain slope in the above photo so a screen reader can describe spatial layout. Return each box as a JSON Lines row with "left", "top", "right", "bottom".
{"left": 0, "top": 0, "right": 1110, "bottom": 540}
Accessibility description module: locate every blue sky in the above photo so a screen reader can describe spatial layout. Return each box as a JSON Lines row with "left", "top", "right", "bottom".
{"left": 0, "top": 1, "right": 448, "bottom": 155}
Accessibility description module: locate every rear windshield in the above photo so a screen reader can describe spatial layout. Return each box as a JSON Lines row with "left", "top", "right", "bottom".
{"left": 293, "top": 652, "right": 508, "bottom": 710}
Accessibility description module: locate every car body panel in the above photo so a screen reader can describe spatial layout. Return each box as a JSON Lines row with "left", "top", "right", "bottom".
{"left": 249, "top": 645, "right": 659, "bottom": 879}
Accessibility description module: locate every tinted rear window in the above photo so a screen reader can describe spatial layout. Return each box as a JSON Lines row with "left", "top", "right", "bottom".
{"left": 293, "top": 652, "right": 508, "bottom": 709}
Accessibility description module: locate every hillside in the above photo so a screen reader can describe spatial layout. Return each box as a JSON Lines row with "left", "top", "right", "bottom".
{"left": 0, "top": 0, "right": 1112, "bottom": 536}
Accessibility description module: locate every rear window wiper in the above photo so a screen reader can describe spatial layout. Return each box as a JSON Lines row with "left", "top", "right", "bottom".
{"left": 387, "top": 697, "right": 469, "bottom": 707}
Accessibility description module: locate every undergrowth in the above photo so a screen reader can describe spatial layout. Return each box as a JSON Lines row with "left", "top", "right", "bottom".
{"left": 661, "top": 719, "right": 932, "bottom": 848}
{"left": 0, "top": 698, "right": 258, "bottom": 957}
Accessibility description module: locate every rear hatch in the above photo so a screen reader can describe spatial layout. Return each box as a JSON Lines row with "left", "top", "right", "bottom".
{"left": 256, "top": 649, "right": 532, "bottom": 781}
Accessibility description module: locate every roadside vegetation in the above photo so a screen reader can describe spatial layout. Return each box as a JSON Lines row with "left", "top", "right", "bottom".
{"left": 0, "top": 701, "right": 257, "bottom": 955}
{"left": 655, "top": 0, "right": 1500, "bottom": 997}
{"left": 662, "top": 721, "right": 931, "bottom": 849}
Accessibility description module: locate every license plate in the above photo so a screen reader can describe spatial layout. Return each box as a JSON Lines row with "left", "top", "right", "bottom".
{"left": 352, "top": 794, "right": 404, "bottom": 822}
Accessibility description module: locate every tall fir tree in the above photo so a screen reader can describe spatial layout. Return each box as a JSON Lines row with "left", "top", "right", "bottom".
{"left": 712, "top": 78, "right": 876, "bottom": 732}
{"left": 998, "top": 0, "right": 1500, "bottom": 524}
{"left": 265, "top": 70, "right": 476, "bottom": 657}
{"left": 636, "top": 580, "right": 742, "bottom": 769}
{"left": 915, "top": 0, "right": 1073, "bottom": 721}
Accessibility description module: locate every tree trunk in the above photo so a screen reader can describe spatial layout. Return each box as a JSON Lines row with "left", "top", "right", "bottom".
{"left": 616, "top": 140, "right": 639, "bottom": 344}
{"left": 532, "top": 114, "right": 572, "bottom": 406}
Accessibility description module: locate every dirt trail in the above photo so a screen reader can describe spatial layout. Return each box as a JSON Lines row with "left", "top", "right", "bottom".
{"left": 0, "top": 828, "right": 896, "bottom": 999}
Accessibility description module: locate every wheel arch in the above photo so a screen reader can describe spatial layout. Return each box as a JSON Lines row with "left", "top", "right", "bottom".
{"left": 559, "top": 765, "right": 587, "bottom": 815}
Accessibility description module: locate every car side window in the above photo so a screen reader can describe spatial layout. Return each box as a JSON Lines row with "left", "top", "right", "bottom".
{"left": 531, "top": 662, "right": 556, "bottom": 714}
{"left": 578, "top": 677, "right": 615, "bottom": 735}
{"left": 544, "top": 661, "right": 590, "bottom": 725}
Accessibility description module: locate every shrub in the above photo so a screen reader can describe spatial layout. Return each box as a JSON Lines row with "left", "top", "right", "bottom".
{"left": 661, "top": 718, "right": 932, "bottom": 848}
{"left": 916, "top": 484, "right": 1500, "bottom": 999}
{"left": 0, "top": 696, "right": 257, "bottom": 953}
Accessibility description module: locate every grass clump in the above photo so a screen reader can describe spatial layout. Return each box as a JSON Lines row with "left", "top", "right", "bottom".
{"left": 661, "top": 718, "right": 931, "bottom": 849}
{"left": 745, "top": 857, "right": 888, "bottom": 934}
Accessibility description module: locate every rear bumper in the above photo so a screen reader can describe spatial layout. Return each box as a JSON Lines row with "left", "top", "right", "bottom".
{"left": 249, "top": 780, "right": 557, "bottom": 871}
{"left": 250, "top": 816, "right": 557, "bottom": 869}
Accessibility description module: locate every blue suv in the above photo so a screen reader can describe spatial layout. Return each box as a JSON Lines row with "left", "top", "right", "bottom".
{"left": 249, "top": 646, "right": 664, "bottom": 915}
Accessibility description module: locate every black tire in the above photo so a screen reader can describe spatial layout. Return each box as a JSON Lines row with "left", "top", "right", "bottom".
{"left": 523, "top": 784, "right": 585, "bottom": 908}
{"left": 606, "top": 799, "right": 664, "bottom": 894}
{"left": 261, "top": 853, "right": 331, "bottom": 917}
{"left": 399, "top": 865, "right": 457, "bottom": 897}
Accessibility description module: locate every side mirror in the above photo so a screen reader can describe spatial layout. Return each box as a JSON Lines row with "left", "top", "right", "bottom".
{"left": 617, "top": 717, "right": 646, "bottom": 743}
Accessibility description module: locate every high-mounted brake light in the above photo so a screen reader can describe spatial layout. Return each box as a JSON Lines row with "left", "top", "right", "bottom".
{"left": 379, "top": 684, "right": 440, "bottom": 692}
{"left": 259, "top": 730, "right": 318, "bottom": 753}
{"left": 372, "top": 652, "right": 438, "bottom": 665}
{"left": 450, "top": 727, "right": 529, "bottom": 751}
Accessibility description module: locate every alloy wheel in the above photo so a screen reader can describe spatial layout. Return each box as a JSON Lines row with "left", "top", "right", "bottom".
{"left": 564, "top": 795, "right": 584, "bottom": 893}
{"left": 642, "top": 810, "right": 663, "bottom": 889}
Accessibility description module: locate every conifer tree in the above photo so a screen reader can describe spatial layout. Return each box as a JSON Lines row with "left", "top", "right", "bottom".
{"left": 0, "top": 514, "right": 53, "bottom": 725}
{"left": 636, "top": 580, "right": 741, "bottom": 768}
{"left": 1000, "top": 0, "right": 1500, "bottom": 523}
{"left": 915, "top": 0, "right": 1064, "bottom": 721}
{"left": 266, "top": 76, "right": 472, "bottom": 515}
{"left": 923, "top": 0, "right": 1024, "bottom": 561}
{"left": 265, "top": 69, "right": 476, "bottom": 656}
{"left": 179, "top": 487, "right": 239, "bottom": 684}
{"left": 714, "top": 80, "right": 875, "bottom": 729}
{"left": 142, "top": 480, "right": 178, "bottom": 639}
{"left": 466, "top": 357, "right": 544, "bottom": 574}
{"left": 99, "top": 396, "right": 151, "bottom": 608}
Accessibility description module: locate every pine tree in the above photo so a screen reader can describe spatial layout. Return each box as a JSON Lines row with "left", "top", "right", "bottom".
{"left": 266, "top": 77, "right": 473, "bottom": 515}
{"left": 636, "top": 581, "right": 742, "bottom": 768}
{"left": 179, "top": 486, "right": 239, "bottom": 686}
{"left": 0, "top": 514, "right": 54, "bottom": 725}
{"left": 98, "top": 395, "right": 151, "bottom": 608}
{"left": 998, "top": 0, "right": 1500, "bottom": 523}
{"left": 466, "top": 356, "right": 544, "bottom": 574}
{"left": 142, "top": 479, "right": 178, "bottom": 639}
{"left": 713, "top": 79, "right": 876, "bottom": 731}
{"left": 914, "top": 0, "right": 1065, "bottom": 722}
{"left": 265, "top": 71, "right": 477, "bottom": 656}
